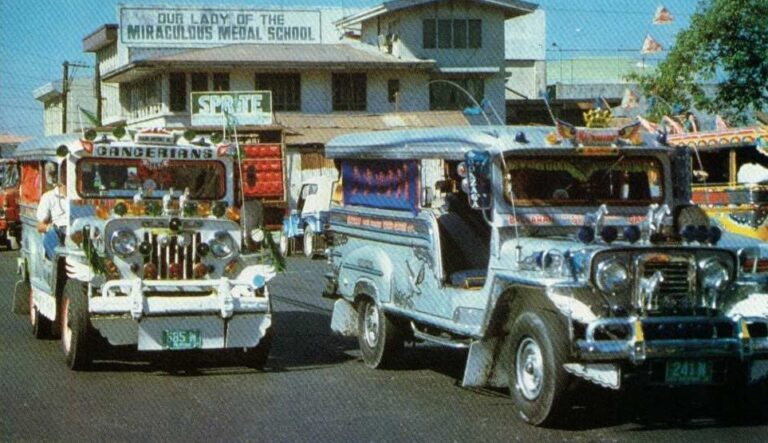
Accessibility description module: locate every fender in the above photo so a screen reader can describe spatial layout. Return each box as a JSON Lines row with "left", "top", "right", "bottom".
{"left": 336, "top": 245, "right": 394, "bottom": 304}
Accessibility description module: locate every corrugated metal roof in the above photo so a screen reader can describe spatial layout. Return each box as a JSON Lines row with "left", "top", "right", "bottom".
{"left": 277, "top": 111, "right": 471, "bottom": 145}
{"left": 0, "top": 134, "right": 31, "bottom": 145}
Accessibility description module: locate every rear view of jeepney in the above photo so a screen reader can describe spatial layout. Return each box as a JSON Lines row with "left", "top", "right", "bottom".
{"left": 15, "top": 130, "right": 274, "bottom": 370}
{"left": 323, "top": 125, "right": 768, "bottom": 426}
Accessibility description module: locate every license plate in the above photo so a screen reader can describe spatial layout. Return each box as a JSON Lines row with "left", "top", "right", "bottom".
{"left": 162, "top": 330, "right": 202, "bottom": 350}
{"left": 665, "top": 360, "right": 713, "bottom": 384}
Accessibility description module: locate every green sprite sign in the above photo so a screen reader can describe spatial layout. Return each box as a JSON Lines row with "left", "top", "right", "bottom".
{"left": 191, "top": 91, "right": 273, "bottom": 126}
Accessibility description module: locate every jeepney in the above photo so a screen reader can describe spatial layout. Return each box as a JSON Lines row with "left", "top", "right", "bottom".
{"left": 323, "top": 125, "right": 768, "bottom": 426}
{"left": 279, "top": 175, "right": 336, "bottom": 258}
{"left": 0, "top": 158, "right": 21, "bottom": 249}
{"left": 13, "top": 129, "right": 275, "bottom": 370}
{"left": 668, "top": 126, "right": 768, "bottom": 241}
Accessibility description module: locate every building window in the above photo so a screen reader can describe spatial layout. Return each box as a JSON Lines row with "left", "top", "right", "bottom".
{"left": 423, "top": 19, "right": 481, "bottom": 49}
{"left": 191, "top": 73, "right": 208, "bottom": 92}
{"left": 128, "top": 75, "right": 162, "bottom": 119}
{"left": 332, "top": 73, "right": 366, "bottom": 111}
{"left": 213, "top": 73, "right": 230, "bottom": 91}
{"left": 429, "top": 78, "right": 484, "bottom": 111}
{"left": 388, "top": 79, "right": 400, "bottom": 103}
{"left": 169, "top": 72, "right": 187, "bottom": 112}
{"left": 255, "top": 73, "right": 301, "bottom": 111}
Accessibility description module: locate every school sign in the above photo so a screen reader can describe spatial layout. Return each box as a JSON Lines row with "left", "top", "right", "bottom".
{"left": 191, "top": 91, "right": 273, "bottom": 126}
{"left": 120, "top": 5, "right": 322, "bottom": 47}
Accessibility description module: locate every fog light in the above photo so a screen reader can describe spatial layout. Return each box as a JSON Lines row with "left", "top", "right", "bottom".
{"left": 224, "top": 260, "right": 240, "bottom": 276}
{"left": 70, "top": 230, "right": 84, "bottom": 246}
{"left": 105, "top": 260, "right": 119, "bottom": 279}
{"left": 193, "top": 262, "right": 208, "bottom": 279}
{"left": 169, "top": 263, "right": 183, "bottom": 279}
{"left": 197, "top": 242, "right": 210, "bottom": 257}
{"left": 144, "top": 263, "right": 158, "bottom": 279}
{"left": 139, "top": 241, "right": 152, "bottom": 256}
{"left": 113, "top": 201, "right": 128, "bottom": 217}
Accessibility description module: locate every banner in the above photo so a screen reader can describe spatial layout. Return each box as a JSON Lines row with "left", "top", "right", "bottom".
{"left": 342, "top": 160, "right": 419, "bottom": 213}
{"left": 191, "top": 91, "right": 273, "bottom": 126}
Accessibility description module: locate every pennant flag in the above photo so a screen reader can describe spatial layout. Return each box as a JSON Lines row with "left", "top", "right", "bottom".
{"left": 621, "top": 88, "right": 639, "bottom": 109}
{"left": 653, "top": 6, "right": 674, "bottom": 25}
{"left": 556, "top": 120, "right": 577, "bottom": 140}
{"left": 79, "top": 107, "right": 101, "bottom": 127}
{"left": 715, "top": 115, "right": 730, "bottom": 130}
{"left": 661, "top": 115, "right": 684, "bottom": 134}
{"left": 637, "top": 115, "right": 658, "bottom": 133}
{"left": 641, "top": 34, "right": 663, "bottom": 54}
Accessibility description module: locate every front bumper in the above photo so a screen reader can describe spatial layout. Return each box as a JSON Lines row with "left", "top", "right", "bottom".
{"left": 576, "top": 316, "right": 768, "bottom": 363}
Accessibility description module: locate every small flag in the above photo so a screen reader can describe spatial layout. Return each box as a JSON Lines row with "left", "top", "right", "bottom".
{"left": 637, "top": 115, "right": 659, "bottom": 133}
{"left": 79, "top": 106, "right": 101, "bottom": 127}
{"left": 641, "top": 34, "right": 663, "bottom": 54}
{"left": 653, "top": 6, "right": 674, "bottom": 25}
{"left": 621, "top": 88, "right": 639, "bottom": 110}
{"left": 661, "top": 115, "right": 684, "bottom": 134}
{"left": 715, "top": 115, "right": 730, "bottom": 130}
{"left": 223, "top": 109, "right": 239, "bottom": 135}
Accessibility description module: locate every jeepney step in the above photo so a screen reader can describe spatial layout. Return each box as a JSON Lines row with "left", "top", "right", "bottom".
{"left": 410, "top": 322, "right": 471, "bottom": 349}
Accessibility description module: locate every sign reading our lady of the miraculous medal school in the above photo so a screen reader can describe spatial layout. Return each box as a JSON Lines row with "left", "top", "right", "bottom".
{"left": 191, "top": 91, "right": 273, "bottom": 126}
{"left": 119, "top": 5, "right": 321, "bottom": 47}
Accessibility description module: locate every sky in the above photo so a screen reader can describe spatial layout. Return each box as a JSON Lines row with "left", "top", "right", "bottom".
{"left": 0, "top": 0, "right": 699, "bottom": 138}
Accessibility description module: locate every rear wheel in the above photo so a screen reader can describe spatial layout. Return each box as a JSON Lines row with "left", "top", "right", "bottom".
{"left": 357, "top": 297, "right": 403, "bottom": 369}
{"left": 29, "top": 285, "right": 52, "bottom": 339}
{"left": 508, "top": 311, "right": 571, "bottom": 426}
{"left": 303, "top": 226, "right": 316, "bottom": 258}
{"left": 61, "top": 279, "right": 95, "bottom": 370}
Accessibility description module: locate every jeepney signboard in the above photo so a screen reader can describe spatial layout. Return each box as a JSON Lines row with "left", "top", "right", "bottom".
{"left": 191, "top": 91, "right": 273, "bottom": 126}
{"left": 120, "top": 5, "right": 322, "bottom": 47}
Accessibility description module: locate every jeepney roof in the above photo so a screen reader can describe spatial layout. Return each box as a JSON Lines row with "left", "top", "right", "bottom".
{"left": 667, "top": 126, "right": 768, "bottom": 151}
{"left": 13, "top": 134, "right": 83, "bottom": 160}
{"left": 325, "top": 125, "right": 667, "bottom": 160}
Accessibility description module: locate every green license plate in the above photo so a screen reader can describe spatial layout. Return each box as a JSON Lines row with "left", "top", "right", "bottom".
{"left": 162, "top": 330, "right": 202, "bottom": 350}
{"left": 665, "top": 360, "right": 713, "bottom": 384}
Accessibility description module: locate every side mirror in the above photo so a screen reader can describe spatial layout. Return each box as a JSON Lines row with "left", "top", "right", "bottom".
{"left": 463, "top": 150, "right": 492, "bottom": 210}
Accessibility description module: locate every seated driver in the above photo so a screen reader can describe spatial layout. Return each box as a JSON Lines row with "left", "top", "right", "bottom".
{"left": 37, "top": 163, "right": 68, "bottom": 260}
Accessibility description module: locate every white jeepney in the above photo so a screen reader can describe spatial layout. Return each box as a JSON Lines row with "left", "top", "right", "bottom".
{"left": 14, "top": 129, "right": 275, "bottom": 370}
{"left": 323, "top": 125, "right": 768, "bottom": 425}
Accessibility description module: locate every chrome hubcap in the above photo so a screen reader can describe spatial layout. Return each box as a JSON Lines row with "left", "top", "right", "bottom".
{"left": 516, "top": 337, "right": 544, "bottom": 400}
{"left": 363, "top": 303, "right": 379, "bottom": 348}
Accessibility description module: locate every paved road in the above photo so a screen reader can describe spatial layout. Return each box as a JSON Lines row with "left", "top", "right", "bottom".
{"left": 2, "top": 249, "right": 768, "bottom": 442}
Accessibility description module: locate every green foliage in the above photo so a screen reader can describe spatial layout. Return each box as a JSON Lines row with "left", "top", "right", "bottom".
{"left": 79, "top": 107, "right": 101, "bottom": 127}
{"left": 628, "top": 0, "right": 768, "bottom": 120}
{"left": 263, "top": 230, "right": 286, "bottom": 272}
{"left": 82, "top": 228, "right": 106, "bottom": 275}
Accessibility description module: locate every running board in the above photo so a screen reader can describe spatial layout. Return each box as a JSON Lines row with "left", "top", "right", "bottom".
{"left": 411, "top": 322, "right": 471, "bottom": 349}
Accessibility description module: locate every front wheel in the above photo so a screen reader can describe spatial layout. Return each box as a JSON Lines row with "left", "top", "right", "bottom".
{"left": 61, "top": 279, "right": 95, "bottom": 370}
{"left": 303, "top": 226, "right": 316, "bottom": 258}
{"left": 508, "top": 311, "right": 571, "bottom": 426}
{"left": 357, "top": 297, "right": 403, "bottom": 369}
{"left": 29, "top": 284, "right": 52, "bottom": 339}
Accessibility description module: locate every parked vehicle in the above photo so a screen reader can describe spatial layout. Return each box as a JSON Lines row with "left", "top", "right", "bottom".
{"left": 323, "top": 125, "right": 768, "bottom": 426}
{"left": 668, "top": 126, "right": 768, "bottom": 240}
{"left": 0, "top": 159, "right": 21, "bottom": 249}
{"left": 280, "top": 175, "right": 336, "bottom": 258}
{"left": 12, "top": 130, "right": 275, "bottom": 370}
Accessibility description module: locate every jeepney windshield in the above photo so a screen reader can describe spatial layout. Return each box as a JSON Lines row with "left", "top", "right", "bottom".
{"left": 76, "top": 159, "right": 226, "bottom": 199}
{"left": 504, "top": 155, "right": 663, "bottom": 206}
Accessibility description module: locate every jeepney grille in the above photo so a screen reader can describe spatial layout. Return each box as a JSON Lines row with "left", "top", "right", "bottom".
{"left": 637, "top": 255, "right": 695, "bottom": 312}
{"left": 144, "top": 232, "right": 202, "bottom": 280}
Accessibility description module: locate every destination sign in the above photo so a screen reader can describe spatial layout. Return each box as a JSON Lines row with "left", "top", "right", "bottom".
{"left": 94, "top": 144, "right": 215, "bottom": 160}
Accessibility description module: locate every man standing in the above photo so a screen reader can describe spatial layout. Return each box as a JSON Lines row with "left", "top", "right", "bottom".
{"left": 36, "top": 163, "right": 67, "bottom": 260}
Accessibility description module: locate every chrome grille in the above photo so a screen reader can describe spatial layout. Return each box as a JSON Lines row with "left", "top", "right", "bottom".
{"left": 636, "top": 254, "right": 695, "bottom": 312}
{"left": 144, "top": 232, "right": 202, "bottom": 279}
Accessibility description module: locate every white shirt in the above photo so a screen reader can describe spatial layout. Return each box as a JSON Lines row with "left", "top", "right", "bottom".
{"left": 36, "top": 187, "right": 68, "bottom": 228}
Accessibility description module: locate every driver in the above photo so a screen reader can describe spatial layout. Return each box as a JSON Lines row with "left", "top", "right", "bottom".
{"left": 36, "top": 163, "right": 68, "bottom": 260}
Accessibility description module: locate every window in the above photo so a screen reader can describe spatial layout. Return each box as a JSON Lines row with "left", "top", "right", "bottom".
{"left": 332, "top": 73, "right": 367, "bottom": 111}
{"left": 191, "top": 73, "right": 208, "bottom": 92}
{"left": 255, "top": 73, "right": 301, "bottom": 111}
{"left": 169, "top": 73, "right": 187, "bottom": 112}
{"left": 128, "top": 75, "right": 162, "bottom": 118}
{"left": 423, "top": 18, "right": 481, "bottom": 49}
{"left": 388, "top": 79, "right": 400, "bottom": 103}
{"left": 212, "top": 73, "right": 230, "bottom": 91}
{"left": 423, "top": 19, "right": 436, "bottom": 49}
{"left": 429, "top": 78, "right": 484, "bottom": 110}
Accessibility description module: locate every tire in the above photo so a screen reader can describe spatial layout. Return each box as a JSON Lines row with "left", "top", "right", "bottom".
{"left": 242, "top": 328, "right": 273, "bottom": 370}
{"left": 279, "top": 233, "right": 290, "bottom": 257}
{"left": 303, "top": 226, "right": 316, "bottom": 258}
{"left": 12, "top": 279, "right": 30, "bottom": 315}
{"left": 61, "top": 279, "right": 95, "bottom": 370}
{"left": 508, "top": 310, "right": 571, "bottom": 426}
{"left": 29, "top": 285, "right": 53, "bottom": 339}
{"left": 357, "top": 297, "right": 403, "bottom": 369}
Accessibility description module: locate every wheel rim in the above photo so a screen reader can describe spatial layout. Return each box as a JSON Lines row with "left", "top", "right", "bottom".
{"left": 363, "top": 303, "right": 380, "bottom": 348}
{"left": 28, "top": 288, "right": 36, "bottom": 326}
{"left": 516, "top": 337, "right": 544, "bottom": 401}
{"left": 61, "top": 297, "right": 72, "bottom": 354}
{"left": 303, "top": 228, "right": 314, "bottom": 257}
{"left": 279, "top": 234, "right": 288, "bottom": 255}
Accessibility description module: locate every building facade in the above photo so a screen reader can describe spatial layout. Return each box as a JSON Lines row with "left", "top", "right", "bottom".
{"left": 33, "top": 77, "right": 97, "bottom": 136}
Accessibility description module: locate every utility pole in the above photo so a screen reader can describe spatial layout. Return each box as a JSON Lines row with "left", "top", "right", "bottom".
{"left": 95, "top": 62, "right": 102, "bottom": 125}
{"left": 61, "top": 61, "right": 90, "bottom": 134}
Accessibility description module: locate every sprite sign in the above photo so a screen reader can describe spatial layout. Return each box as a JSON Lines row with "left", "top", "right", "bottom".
{"left": 191, "top": 91, "right": 273, "bottom": 126}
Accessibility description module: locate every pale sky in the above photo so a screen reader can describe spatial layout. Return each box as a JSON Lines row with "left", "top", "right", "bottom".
{"left": 0, "top": 0, "right": 696, "bottom": 137}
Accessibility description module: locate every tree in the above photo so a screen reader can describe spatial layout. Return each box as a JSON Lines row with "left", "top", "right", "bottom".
{"left": 628, "top": 0, "right": 768, "bottom": 122}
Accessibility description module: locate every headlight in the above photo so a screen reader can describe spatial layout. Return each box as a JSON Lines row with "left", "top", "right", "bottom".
{"left": 110, "top": 229, "right": 138, "bottom": 258}
{"left": 595, "top": 259, "right": 630, "bottom": 293}
{"left": 210, "top": 231, "right": 236, "bottom": 258}
{"left": 250, "top": 228, "right": 265, "bottom": 243}
{"left": 700, "top": 259, "right": 730, "bottom": 291}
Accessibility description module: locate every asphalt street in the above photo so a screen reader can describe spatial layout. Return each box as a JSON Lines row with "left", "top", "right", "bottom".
{"left": 2, "top": 249, "right": 768, "bottom": 442}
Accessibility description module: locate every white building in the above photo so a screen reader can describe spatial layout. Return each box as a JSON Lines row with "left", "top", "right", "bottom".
{"left": 33, "top": 77, "right": 97, "bottom": 136}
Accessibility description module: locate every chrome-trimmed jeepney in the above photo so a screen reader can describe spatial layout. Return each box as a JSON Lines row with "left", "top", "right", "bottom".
{"left": 13, "top": 130, "right": 274, "bottom": 370}
{"left": 322, "top": 125, "right": 768, "bottom": 426}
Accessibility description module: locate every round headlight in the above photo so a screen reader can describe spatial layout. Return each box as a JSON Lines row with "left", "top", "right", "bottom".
{"left": 210, "top": 232, "right": 236, "bottom": 258}
{"left": 595, "top": 259, "right": 630, "bottom": 293}
{"left": 700, "top": 259, "right": 730, "bottom": 291}
{"left": 110, "top": 229, "right": 138, "bottom": 258}
{"left": 250, "top": 228, "right": 265, "bottom": 243}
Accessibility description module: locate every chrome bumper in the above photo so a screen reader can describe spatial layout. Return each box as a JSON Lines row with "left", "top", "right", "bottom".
{"left": 576, "top": 316, "right": 768, "bottom": 363}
